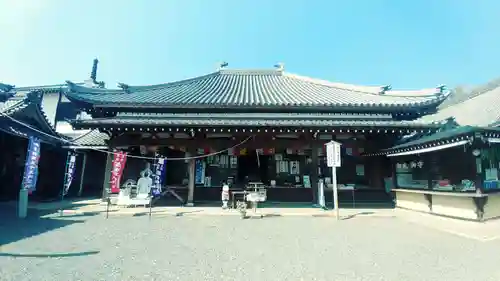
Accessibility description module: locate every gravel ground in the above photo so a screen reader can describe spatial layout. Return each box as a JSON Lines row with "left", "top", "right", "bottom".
{"left": 1, "top": 208, "right": 500, "bottom": 281}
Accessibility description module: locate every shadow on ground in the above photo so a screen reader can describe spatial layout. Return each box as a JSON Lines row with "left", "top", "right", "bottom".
{"left": 0, "top": 205, "right": 95, "bottom": 247}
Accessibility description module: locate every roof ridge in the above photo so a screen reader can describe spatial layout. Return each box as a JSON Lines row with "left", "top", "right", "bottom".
{"left": 219, "top": 69, "right": 281, "bottom": 76}
{"left": 118, "top": 69, "right": 281, "bottom": 92}
{"left": 15, "top": 84, "right": 67, "bottom": 90}
{"left": 123, "top": 72, "right": 220, "bottom": 92}
{"left": 66, "top": 81, "right": 122, "bottom": 94}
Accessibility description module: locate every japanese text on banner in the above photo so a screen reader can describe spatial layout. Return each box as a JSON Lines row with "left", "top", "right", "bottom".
{"left": 110, "top": 151, "right": 127, "bottom": 193}
{"left": 152, "top": 157, "right": 166, "bottom": 197}
{"left": 63, "top": 152, "right": 77, "bottom": 196}
{"left": 21, "top": 136, "right": 41, "bottom": 193}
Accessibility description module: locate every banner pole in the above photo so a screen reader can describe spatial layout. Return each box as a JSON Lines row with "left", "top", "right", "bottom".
{"left": 106, "top": 197, "right": 110, "bottom": 219}
{"left": 150, "top": 153, "right": 157, "bottom": 220}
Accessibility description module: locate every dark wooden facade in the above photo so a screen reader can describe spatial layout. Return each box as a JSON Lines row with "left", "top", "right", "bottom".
{"left": 0, "top": 88, "right": 70, "bottom": 201}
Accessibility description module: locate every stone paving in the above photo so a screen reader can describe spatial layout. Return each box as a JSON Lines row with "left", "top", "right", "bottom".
{"left": 2, "top": 205, "right": 500, "bottom": 281}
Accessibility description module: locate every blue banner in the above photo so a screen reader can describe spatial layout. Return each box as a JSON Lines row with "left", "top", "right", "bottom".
{"left": 152, "top": 157, "right": 166, "bottom": 197}
{"left": 21, "top": 136, "right": 41, "bottom": 192}
{"left": 195, "top": 159, "right": 205, "bottom": 185}
{"left": 63, "top": 152, "right": 77, "bottom": 196}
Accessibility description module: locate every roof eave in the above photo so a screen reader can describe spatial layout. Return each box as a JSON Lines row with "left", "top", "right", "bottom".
{"left": 69, "top": 118, "right": 443, "bottom": 130}
{"left": 365, "top": 126, "right": 500, "bottom": 156}
{"left": 63, "top": 99, "right": 447, "bottom": 114}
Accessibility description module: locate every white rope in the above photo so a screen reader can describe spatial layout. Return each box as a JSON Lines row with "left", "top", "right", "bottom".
{"left": 0, "top": 110, "right": 252, "bottom": 161}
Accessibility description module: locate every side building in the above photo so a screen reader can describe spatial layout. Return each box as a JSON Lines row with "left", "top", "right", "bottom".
{"left": 0, "top": 59, "right": 108, "bottom": 201}
{"left": 371, "top": 80, "right": 500, "bottom": 221}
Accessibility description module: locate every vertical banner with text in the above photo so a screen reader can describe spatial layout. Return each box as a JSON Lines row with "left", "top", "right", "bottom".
{"left": 152, "top": 157, "right": 166, "bottom": 197}
{"left": 63, "top": 152, "right": 77, "bottom": 196}
{"left": 21, "top": 136, "right": 41, "bottom": 193}
{"left": 110, "top": 151, "right": 128, "bottom": 193}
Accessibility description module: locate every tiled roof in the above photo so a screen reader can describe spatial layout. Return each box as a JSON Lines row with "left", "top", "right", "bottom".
{"left": 417, "top": 85, "right": 500, "bottom": 126}
{"left": 65, "top": 68, "right": 449, "bottom": 111}
{"left": 70, "top": 112, "right": 443, "bottom": 129}
{"left": 71, "top": 129, "right": 109, "bottom": 147}
{"left": 0, "top": 84, "right": 67, "bottom": 125}
{"left": 11, "top": 82, "right": 87, "bottom": 128}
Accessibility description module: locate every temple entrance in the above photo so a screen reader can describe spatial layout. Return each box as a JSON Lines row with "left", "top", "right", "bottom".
{"left": 236, "top": 150, "right": 270, "bottom": 186}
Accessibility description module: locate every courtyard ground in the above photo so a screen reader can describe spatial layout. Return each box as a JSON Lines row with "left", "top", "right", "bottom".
{"left": 1, "top": 203, "right": 500, "bottom": 281}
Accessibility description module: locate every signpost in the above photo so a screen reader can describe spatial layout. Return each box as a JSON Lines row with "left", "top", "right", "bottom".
{"left": 325, "top": 141, "right": 342, "bottom": 220}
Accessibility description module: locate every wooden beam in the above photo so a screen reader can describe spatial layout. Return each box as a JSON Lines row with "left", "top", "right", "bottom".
{"left": 100, "top": 126, "right": 438, "bottom": 138}
{"left": 110, "top": 134, "right": 327, "bottom": 150}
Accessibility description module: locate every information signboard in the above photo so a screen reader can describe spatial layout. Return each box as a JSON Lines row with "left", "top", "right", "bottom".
{"left": 326, "top": 141, "right": 341, "bottom": 167}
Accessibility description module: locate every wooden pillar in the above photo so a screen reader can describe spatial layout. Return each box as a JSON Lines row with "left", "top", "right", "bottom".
{"left": 186, "top": 146, "right": 196, "bottom": 206}
{"left": 424, "top": 154, "right": 433, "bottom": 190}
{"left": 77, "top": 152, "right": 88, "bottom": 197}
{"left": 472, "top": 144, "right": 485, "bottom": 193}
{"left": 310, "top": 143, "right": 319, "bottom": 205}
{"left": 391, "top": 159, "right": 398, "bottom": 190}
{"left": 186, "top": 157, "right": 195, "bottom": 206}
{"left": 101, "top": 149, "right": 113, "bottom": 200}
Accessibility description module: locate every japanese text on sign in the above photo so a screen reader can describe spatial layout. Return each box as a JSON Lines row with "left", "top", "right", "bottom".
{"left": 326, "top": 141, "right": 341, "bottom": 168}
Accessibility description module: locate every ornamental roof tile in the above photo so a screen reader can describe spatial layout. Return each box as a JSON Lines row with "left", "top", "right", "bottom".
{"left": 65, "top": 68, "right": 449, "bottom": 111}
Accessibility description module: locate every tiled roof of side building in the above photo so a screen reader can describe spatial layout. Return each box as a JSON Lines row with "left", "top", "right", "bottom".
{"left": 70, "top": 129, "right": 109, "bottom": 147}
{"left": 370, "top": 125, "right": 500, "bottom": 156}
{"left": 417, "top": 85, "right": 500, "bottom": 126}
{"left": 0, "top": 90, "right": 68, "bottom": 144}
{"left": 65, "top": 68, "right": 450, "bottom": 111}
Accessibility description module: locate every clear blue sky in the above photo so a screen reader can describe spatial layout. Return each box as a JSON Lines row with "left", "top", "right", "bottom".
{"left": 1, "top": 0, "right": 499, "bottom": 89}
